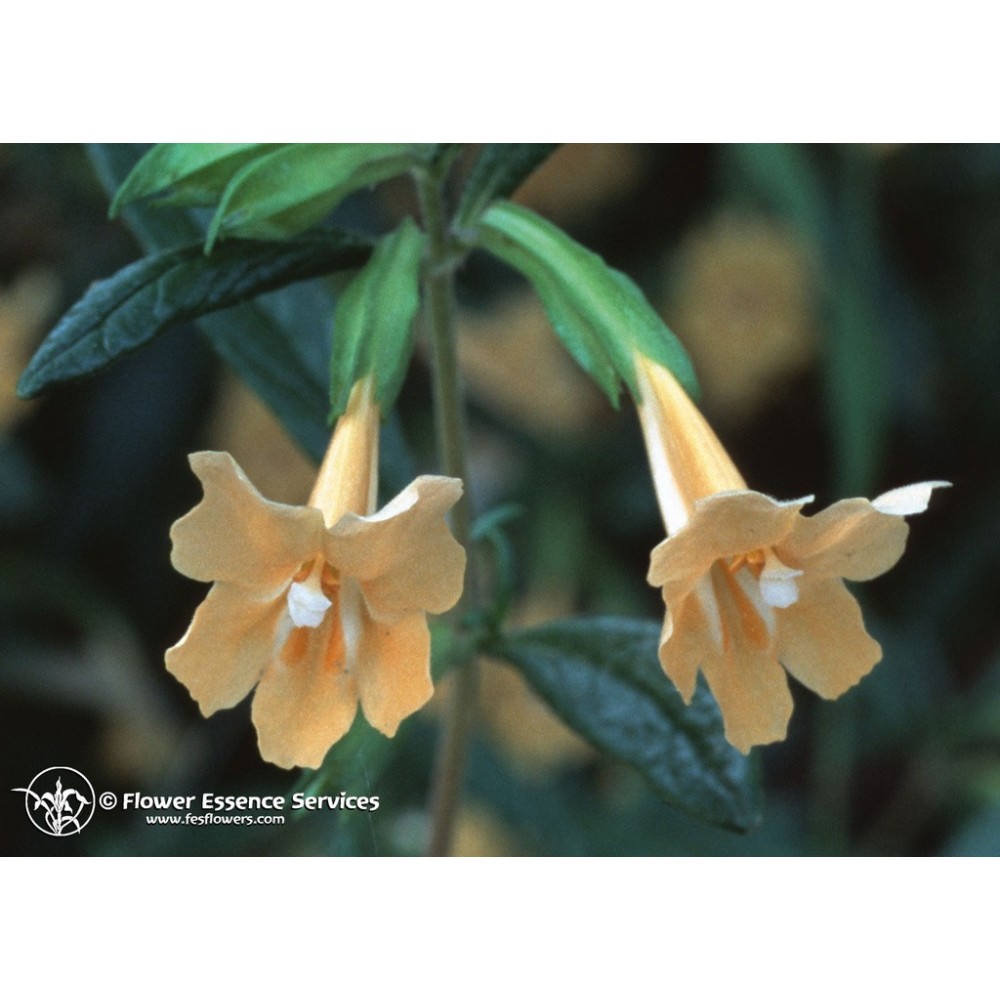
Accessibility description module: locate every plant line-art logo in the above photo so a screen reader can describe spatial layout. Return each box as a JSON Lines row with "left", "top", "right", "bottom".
{"left": 12, "top": 766, "right": 96, "bottom": 836}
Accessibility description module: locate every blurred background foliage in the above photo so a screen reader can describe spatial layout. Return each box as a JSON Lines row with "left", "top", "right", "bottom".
{"left": 1, "top": 143, "right": 996, "bottom": 856}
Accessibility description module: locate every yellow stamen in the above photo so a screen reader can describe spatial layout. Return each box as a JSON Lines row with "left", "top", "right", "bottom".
{"left": 729, "top": 548, "right": 766, "bottom": 574}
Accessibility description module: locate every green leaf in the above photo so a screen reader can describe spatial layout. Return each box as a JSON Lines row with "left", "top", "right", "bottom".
{"left": 89, "top": 143, "right": 337, "bottom": 460}
{"left": 328, "top": 218, "right": 426, "bottom": 419}
{"left": 109, "top": 143, "right": 283, "bottom": 217}
{"left": 18, "top": 233, "right": 371, "bottom": 399}
{"left": 206, "top": 143, "right": 437, "bottom": 250}
{"left": 455, "top": 143, "right": 559, "bottom": 227}
{"left": 494, "top": 616, "right": 760, "bottom": 832}
{"left": 292, "top": 712, "right": 392, "bottom": 796}
{"left": 476, "top": 201, "right": 698, "bottom": 407}
{"left": 289, "top": 713, "right": 394, "bottom": 855}
{"left": 470, "top": 503, "right": 523, "bottom": 630}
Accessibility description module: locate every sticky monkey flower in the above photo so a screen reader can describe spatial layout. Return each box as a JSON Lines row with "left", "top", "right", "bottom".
{"left": 634, "top": 352, "right": 947, "bottom": 753}
{"left": 166, "top": 378, "right": 466, "bottom": 768}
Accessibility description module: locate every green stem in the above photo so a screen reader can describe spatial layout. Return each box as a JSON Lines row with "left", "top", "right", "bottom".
{"left": 418, "top": 166, "right": 481, "bottom": 857}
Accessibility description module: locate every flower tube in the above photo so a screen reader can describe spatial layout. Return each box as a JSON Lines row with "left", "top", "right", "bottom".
{"left": 166, "top": 377, "right": 466, "bottom": 768}
{"left": 634, "top": 351, "right": 947, "bottom": 753}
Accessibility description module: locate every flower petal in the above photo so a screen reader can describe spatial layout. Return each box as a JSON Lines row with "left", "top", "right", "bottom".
{"left": 648, "top": 490, "right": 810, "bottom": 588}
{"left": 634, "top": 351, "right": 748, "bottom": 532}
{"left": 171, "top": 451, "right": 323, "bottom": 588}
{"left": 251, "top": 619, "right": 358, "bottom": 769}
{"left": 354, "top": 610, "right": 433, "bottom": 737}
{"left": 871, "top": 480, "right": 950, "bottom": 516}
{"left": 776, "top": 577, "right": 882, "bottom": 699}
{"left": 698, "top": 641, "right": 793, "bottom": 754}
{"left": 326, "top": 475, "right": 466, "bottom": 616}
{"left": 657, "top": 595, "right": 708, "bottom": 703}
{"left": 779, "top": 498, "right": 910, "bottom": 582}
{"left": 165, "top": 582, "right": 283, "bottom": 716}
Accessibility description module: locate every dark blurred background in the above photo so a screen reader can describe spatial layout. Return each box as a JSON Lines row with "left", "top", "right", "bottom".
{"left": 1, "top": 144, "right": 996, "bottom": 856}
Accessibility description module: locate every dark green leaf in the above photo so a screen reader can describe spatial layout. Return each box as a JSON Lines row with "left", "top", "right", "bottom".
{"left": 89, "top": 143, "right": 336, "bottom": 460}
{"left": 328, "top": 218, "right": 426, "bottom": 419}
{"left": 293, "top": 712, "right": 392, "bottom": 795}
{"left": 109, "top": 143, "right": 283, "bottom": 216}
{"left": 198, "top": 302, "right": 331, "bottom": 461}
{"left": 494, "top": 615, "right": 760, "bottom": 832}
{"left": 290, "top": 713, "right": 394, "bottom": 854}
{"left": 470, "top": 503, "right": 523, "bottom": 630}
{"left": 90, "top": 144, "right": 433, "bottom": 474}
{"left": 455, "top": 143, "right": 559, "bottom": 227}
{"left": 207, "top": 143, "right": 437, "bottom": 250}
{"left": 18, "top": 233, "right": 370, "bottom": 399}
{"left": 477, "top": 201, "right": 698, "bottom": 407}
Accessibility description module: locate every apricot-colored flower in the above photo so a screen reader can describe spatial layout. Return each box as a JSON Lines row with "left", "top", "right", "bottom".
{"left": 634, "top": 352, "right": 947, "bottom": 753}
{"left": 166, "top": 378, "right": 466, "bottom": 768}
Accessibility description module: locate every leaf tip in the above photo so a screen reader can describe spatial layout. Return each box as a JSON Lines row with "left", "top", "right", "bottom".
{"left": 15, "top": 362, "right": 43, "bottom": 400}
{"left": 109, "top": 179, "right": 134, "bottom": 220}
{"left": 204, "top": 211, "right": 228, "bottom": 255}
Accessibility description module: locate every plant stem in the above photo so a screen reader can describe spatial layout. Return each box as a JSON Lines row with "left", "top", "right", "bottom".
{"left": 418, "top": 166, "right": 481, "bottom": 857}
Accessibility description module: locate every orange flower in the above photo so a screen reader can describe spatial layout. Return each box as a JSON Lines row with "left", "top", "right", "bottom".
{"left": 166, "top": 378, "right": 466, "bottom": 768}
{"left": 634, "top": 352, "right": 948, "bottom": 753}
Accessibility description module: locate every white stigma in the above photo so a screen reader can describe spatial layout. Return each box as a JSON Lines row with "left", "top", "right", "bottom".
{"left": 287, "top": 581, "right": 332, "bottom": 628}
{"left": 759, "top": 553, "right": 803, "bottom": 609}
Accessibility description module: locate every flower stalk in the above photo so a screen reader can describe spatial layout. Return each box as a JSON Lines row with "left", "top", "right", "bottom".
{"left": 417, "top": 166, "right": 482, "bottom": 856}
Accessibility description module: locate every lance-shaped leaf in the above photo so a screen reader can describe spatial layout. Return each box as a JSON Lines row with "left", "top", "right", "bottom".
{"left": 455, "top": 143, "right": 559, "bottom": 228}
{"left": 18, "top": 233, "right": 371, "bottom": 399}
{"left": 90, "top": 143, "right": 336, "bottom": 460}
{"left": 206, "top": 143, "right": 437, "bottom": 250}
{"left": 477, "top": 201, "right": 698, "bottom": 406}
{"left": 329, "top": 218, "right": 425, "bottom": 419}
{"left": 109, "top": 144, "right": 284, "bottom": 216}
{"left": 494, "top": 616, "right": 761, "bottom": 832}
